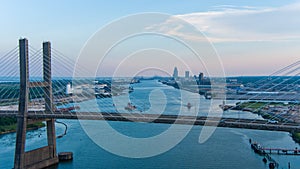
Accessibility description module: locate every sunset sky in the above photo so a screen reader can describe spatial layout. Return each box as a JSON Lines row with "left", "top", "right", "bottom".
{"left": 0, "top": 0, "right": 299, "bottom": 77}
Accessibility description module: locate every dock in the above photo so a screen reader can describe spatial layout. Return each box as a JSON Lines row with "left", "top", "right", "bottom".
{"left": 262, "top": 148, "right": 300, "bottom": 155}
{"left": 250, "top": 140, "right": 300, "bottom": 169}
{"left": 251, "top": 142, "right": 300, "bottom": 156}
{"left": 250, "top": 141, "right": 279, "bottom": 168}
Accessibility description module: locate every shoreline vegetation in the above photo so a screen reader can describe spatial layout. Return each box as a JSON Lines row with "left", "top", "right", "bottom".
{"left": 224, "top": 101, "right": 300, "bottom": 144}
{"left": 0, "top": 117, "right": 45, "bottom": 135}
{"left": 291, "top": 132, "right": 300, "bottom": 144}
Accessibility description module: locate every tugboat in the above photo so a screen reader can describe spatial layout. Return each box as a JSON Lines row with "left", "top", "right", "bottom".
{"left": 128, "top": 86, "right": 134, "bottom": 93}
{"left": 187, "top": 103, "right": 192, "bottom": 109}
{"left": 124, "top": 102, "right": 136, "bottom": 111}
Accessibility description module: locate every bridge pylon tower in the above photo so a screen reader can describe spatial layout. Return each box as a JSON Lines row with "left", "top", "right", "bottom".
{"left": 14, "top": 38, "right": 58, "bottom": 169}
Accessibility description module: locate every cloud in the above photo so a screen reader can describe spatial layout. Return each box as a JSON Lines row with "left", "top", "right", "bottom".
{"left": 145, "top": 16, "right": 209, "bottom": 42}
{"left": 148, "top": 2, "right": 300, "bottom": 43}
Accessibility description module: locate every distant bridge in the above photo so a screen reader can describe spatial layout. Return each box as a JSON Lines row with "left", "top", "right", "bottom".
{"left": 1, "top": 110, "right": 300, "bottom": 133}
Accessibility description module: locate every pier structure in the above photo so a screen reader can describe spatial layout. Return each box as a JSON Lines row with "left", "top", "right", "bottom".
{"left": 14, "top": 39, "right": 58, "bottom": 169}
{"left": 262, "top": 148, "right": 300, "bottom": 155}
{"left": 251, "top": 141, "right": 300, "bottom": 156}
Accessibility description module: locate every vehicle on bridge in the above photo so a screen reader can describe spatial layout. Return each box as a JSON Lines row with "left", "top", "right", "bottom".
{"left": 267, "top": 120, "right": 278, "bottom": 124}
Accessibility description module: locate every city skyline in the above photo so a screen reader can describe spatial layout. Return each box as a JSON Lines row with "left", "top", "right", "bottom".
{"left": 0, "top": 1, "right": 300, "bottom": 76}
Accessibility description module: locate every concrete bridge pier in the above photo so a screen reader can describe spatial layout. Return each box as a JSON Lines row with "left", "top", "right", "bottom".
{"left": 14, "top": 38, "right": 29, "bottom": 169}
{"left": 14, "top": 39, "right": 58, "bottom": 169}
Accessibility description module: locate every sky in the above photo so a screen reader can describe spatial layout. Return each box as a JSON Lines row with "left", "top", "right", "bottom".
{"left": 0, "top": 0, "right": 300, "bottom": 77}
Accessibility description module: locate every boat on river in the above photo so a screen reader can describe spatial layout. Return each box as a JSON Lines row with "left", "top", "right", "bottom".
{"left": 124, "top": 103, "right": 136, "bottom": 111}
{"left": 187, "top": 103, "right": 192, "bottom": 109}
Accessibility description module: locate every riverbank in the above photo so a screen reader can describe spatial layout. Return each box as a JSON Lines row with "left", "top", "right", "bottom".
{"left": 0, "top": 117, "right": 45, "bottom": 135}
{"left": 291, "top": 132, "right": 300, "bottom": 144}
{"left": 222, "top": 101, "right": 300, "bottom": 144}
{"left": 234, "top": 101, "right": 300, "bottom": 122}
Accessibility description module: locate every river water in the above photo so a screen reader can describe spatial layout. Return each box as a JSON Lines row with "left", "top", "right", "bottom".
{"left": 0, "top": 80, "right": 299, "bottom": 169}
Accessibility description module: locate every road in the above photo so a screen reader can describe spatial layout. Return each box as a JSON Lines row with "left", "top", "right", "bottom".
{"left": 0, "top": 110, "right": 300, "bottom": 132}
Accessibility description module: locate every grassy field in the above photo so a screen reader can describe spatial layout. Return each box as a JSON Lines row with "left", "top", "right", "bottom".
{"left": 237, "top": 102, "right": 268, "bottom": 110}
{"left": 237, "top": 101, "right": 299, "bottom": 110}
{"left": 0, "top": 117, "right": 45, "bottom": 134}
{"left": 292, "top": 132, "right": 300, "bottom": 144}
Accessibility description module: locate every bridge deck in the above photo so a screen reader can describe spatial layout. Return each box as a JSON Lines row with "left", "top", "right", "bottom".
{"left": 0, "top": 110, "right": 300, "bottom": 132}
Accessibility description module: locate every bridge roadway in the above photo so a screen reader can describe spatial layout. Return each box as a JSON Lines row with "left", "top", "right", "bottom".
{"left": 0, "top": 110, "right": 300, "bottom": 132}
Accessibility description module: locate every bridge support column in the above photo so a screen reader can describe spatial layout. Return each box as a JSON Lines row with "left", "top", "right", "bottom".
{"left": 14, "top": 38, "right": 29, "bottom": 169}
{"left": 43, "top": 41, "right": 58, "bottom": 160}
{"left": 13, "top": 39, "right": 58, "bottom": 169}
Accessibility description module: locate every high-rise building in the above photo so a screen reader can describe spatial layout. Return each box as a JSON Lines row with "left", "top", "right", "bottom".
{"left": 185, "top": 71, "right": 189, "bottom": 78}
{"left": 199, "top": 72, "right": 204, "bottom": 82}
{"left": 173, "top": 67, "right": 178, "bottom": 79}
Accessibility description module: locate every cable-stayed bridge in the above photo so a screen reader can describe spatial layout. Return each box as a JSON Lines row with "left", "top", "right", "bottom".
{"left": 0, "top": 38, "right": 299, "bottom": 169}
